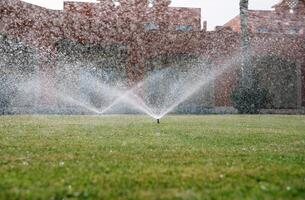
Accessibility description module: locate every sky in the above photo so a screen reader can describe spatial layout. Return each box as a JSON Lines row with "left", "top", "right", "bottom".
{"left": 22, "top": 0, "right": 280, "bottom": 30}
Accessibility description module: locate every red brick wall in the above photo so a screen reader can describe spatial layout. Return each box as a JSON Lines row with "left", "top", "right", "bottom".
{"left": 1, "top": 0, "right": 305, "bottom": 107}
{"left": 224, "top": 0, "right": 305, "bottom": 36}
{"left": 224, "top": 16, "right": 241, "bottom": 33}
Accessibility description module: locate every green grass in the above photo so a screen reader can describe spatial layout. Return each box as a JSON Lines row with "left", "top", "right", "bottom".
{"left": 0, "top": 115, "right": 304, "bottom": 200}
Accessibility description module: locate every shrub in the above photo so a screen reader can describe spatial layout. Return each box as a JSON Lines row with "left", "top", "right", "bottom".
{"left": 230, "top": 60, "right": 270, "bottom": 114}
{"left": 231, "top": 54, "right": 298, "bottom": 113}
{"left": 0, "top": 77, "right": 17, "bottom": 115}
{"left": 231, "top": 82, "right": 269, "bottom": 114}
{"left": 253, "top": 55, "right": 297, "bottom": 109}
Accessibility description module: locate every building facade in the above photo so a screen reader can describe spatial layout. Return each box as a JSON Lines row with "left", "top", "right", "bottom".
{"left": 0, "top": 0, "right": 305, "bottom": 113}
{"left": 222, "top": 0, "right": 305, "bottom": 109}
{"left": 225, "top": 0, "right": 305, "bottom": 35}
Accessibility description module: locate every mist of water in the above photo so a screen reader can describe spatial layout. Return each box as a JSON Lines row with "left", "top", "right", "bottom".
{"left": 8, "top": 50, "right": 242, "bottom": 119}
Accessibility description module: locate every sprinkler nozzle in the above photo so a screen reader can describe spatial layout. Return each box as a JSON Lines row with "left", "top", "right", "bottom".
{"left": 157, "top": 119, "right": 160, "bottom": 124}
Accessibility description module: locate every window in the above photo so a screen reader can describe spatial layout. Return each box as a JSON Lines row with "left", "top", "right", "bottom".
{"left": 257, "top": 27, "right": 269, "bottom": 33}
{"left": 288, "top": 28, "right": 299, "bottom": 35}
{"left": 144, "top": 22, "right": 159, "bottom": 30}
{"left": 176, "top": 25, "right": 193, "bottom": 31}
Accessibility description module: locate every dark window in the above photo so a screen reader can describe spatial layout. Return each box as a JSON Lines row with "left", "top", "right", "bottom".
{"left": 176, "top": 25, "right": 193, "bottom": 31}
{"left": 288, "top": 28, "right": 299, "bottom": 34}
{"left": 257, "top": 27, "right": 269, "bottom": 33}
{"left": 144, "top": 22, "right": 159, "bottom": 30}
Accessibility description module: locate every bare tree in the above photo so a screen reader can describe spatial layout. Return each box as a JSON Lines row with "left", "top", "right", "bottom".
{"left": 239, "top": 0, "right": 252, "bottom": 88}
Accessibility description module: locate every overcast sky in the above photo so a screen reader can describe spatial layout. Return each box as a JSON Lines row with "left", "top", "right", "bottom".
{"left": 22, "top": 0, "right": 280, "bottom": 30}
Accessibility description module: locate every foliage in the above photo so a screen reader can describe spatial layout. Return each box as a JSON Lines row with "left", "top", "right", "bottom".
{"left": 231, "top": 63, "right": 270, "bottom": 114}
{"left": 0, "top": 76, "right": 17, "bottom": 114}
{"left": 55, "top": 39, "right": 128, "bottom": 86}
{"left": 145, "top": 53, "right": 214, "bottom": 111}
{"left": 231, "top": 54, "right": 298, "bottom": 113}
{"left": 231, "top": 81, "right": 269, "bottom": 114}
{"left": 253, "top": 54, "right": 298, "bottom": 109}
{"left": 0, "top": 115, "right": 304, "bottom": 200}
{"left": 0, "top": 34, "right": 37, "bottom": 74}
{"left": 0, "top": 34, "right": 37, "bottom": 114}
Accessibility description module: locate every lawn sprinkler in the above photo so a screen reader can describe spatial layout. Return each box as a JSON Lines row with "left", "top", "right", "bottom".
{"left": 157, "top": 119, "right": 160, "bottom": 124}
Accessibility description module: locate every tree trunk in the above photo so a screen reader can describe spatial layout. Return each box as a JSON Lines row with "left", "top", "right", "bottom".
{"left": 239, "top": 0, "right": 252, "bottom": 88}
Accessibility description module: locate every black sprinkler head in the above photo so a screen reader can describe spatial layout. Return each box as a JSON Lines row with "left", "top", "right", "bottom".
{"left": 157, "top": 119, "right": 160, "bottom": 124}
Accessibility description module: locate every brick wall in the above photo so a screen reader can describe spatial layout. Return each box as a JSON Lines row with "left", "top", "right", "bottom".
{"left": 224, "top": 0, "right": 305, "bottom": 36}
{"left": 1, "top": 0, "right": 305, "bottom": 108}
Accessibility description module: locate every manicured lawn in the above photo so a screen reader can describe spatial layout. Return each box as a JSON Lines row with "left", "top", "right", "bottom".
{"left": 0, "top": 115, "right": 304, "bottom": 200}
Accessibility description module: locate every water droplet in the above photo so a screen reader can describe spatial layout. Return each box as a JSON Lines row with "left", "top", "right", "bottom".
{"left": 68, "top": 185, "right": 72, "bottom": 191}
{"left": 22, "top": 161, "right": 29, "bottom": 166}
{"left": 260, "top": 185, "right": 267, "bottom": 191}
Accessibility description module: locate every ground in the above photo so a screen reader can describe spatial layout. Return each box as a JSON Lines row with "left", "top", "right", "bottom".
{"left": 0, "top": 115, "right": 304, "bottom": 200}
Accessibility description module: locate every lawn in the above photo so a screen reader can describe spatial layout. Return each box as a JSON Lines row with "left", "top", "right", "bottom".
{"left": 0, "top": 115, "right": 304, "bottom": 200}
